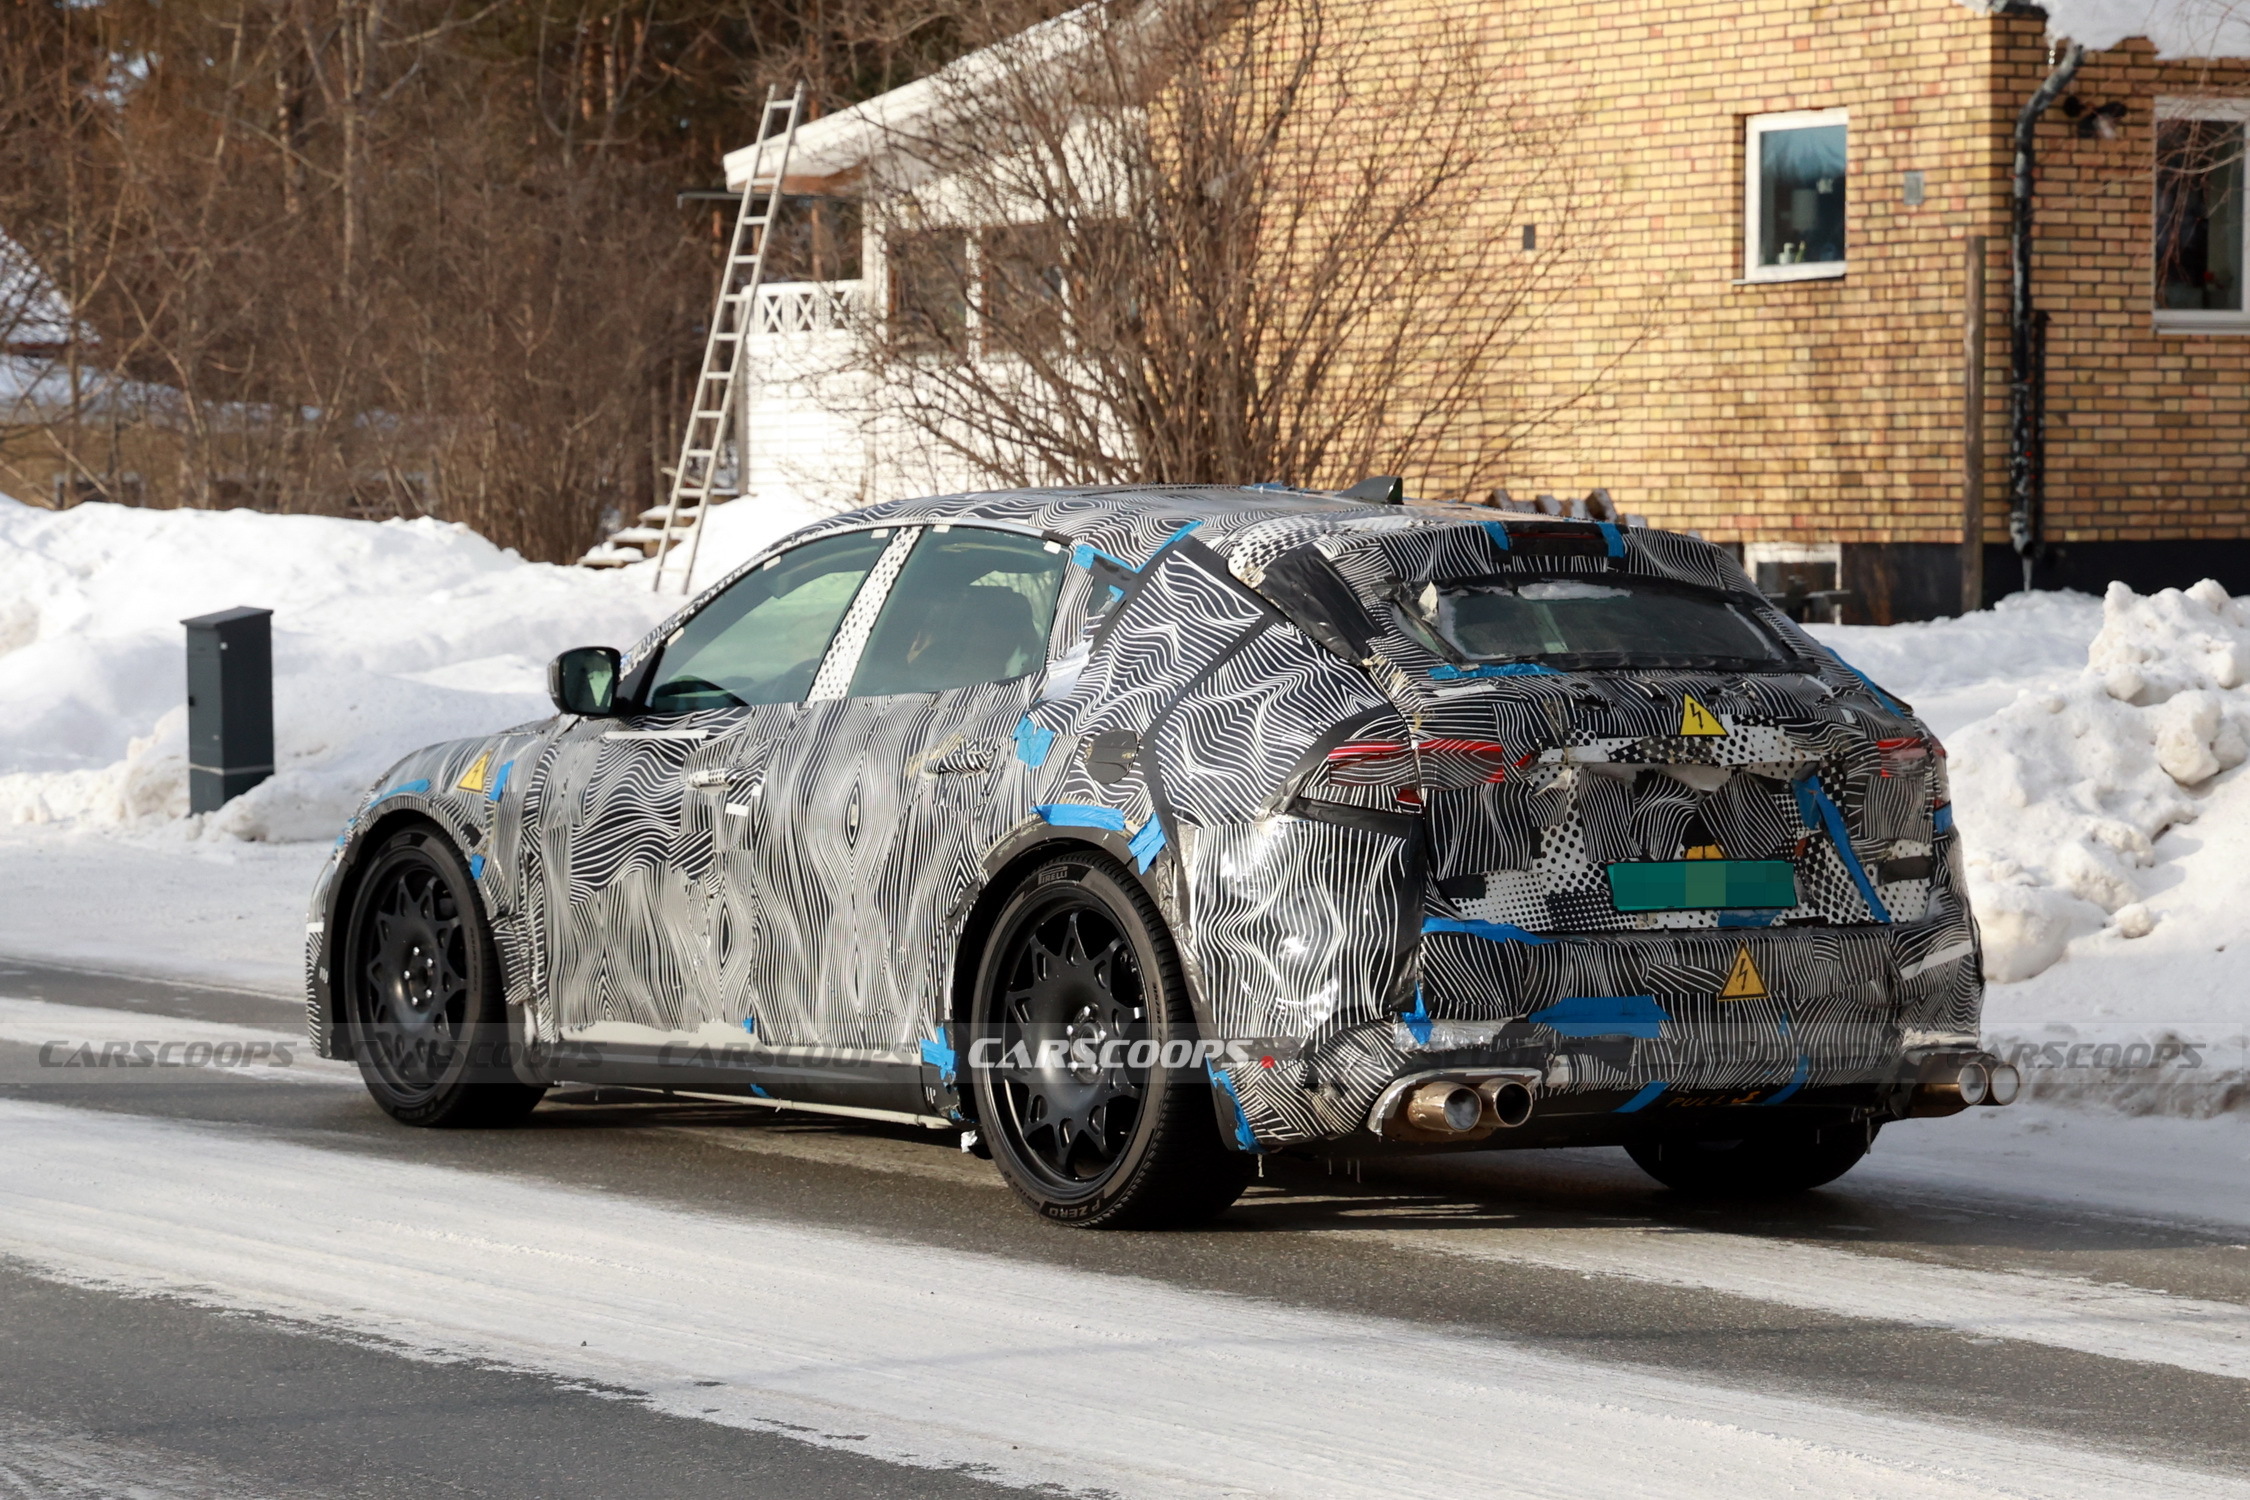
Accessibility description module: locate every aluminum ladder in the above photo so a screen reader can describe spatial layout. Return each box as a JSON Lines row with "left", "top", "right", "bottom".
{"left": 648, "top": 81, "right": 807, "bottom": 595}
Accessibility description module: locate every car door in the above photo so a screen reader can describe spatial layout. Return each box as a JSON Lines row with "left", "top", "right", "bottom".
{"left": 530, "top": 528, "right": 895, "bottom": 1055}
{"left": 753, "top": 524, "right": 1068, "bottom": 1074}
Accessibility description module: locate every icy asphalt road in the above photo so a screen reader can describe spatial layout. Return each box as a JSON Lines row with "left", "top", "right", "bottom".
{"left": 1, "top": 961, "right": 2247, "bottom": 1499}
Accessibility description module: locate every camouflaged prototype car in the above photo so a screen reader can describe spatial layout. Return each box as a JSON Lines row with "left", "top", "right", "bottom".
{"left": 305, "top": 485, "right": 2014, "bottom": 1227}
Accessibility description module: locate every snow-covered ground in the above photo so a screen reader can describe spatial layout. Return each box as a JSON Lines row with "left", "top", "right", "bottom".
{"left": 2, "top": 1094, "right": 2245, "bottom": 1500}
{"left": 0, "top": 495, "right": 2243, "bottom": 1119}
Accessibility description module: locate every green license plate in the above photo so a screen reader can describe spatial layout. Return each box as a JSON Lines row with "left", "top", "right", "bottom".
{"left": 1606, "top": 860, "right": 1799, "bottom": 912}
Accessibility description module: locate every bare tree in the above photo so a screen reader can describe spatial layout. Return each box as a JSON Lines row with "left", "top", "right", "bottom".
{"left": 845, "top": 0, "right": 1645, "bottom": 499}
{"left": 0, "top": 0, "right": 1037, "bottom": 558}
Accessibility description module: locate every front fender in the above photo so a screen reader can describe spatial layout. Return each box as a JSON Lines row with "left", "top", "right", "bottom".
{"left": 305, "top": 724, "right": 554, "bottom": 1058}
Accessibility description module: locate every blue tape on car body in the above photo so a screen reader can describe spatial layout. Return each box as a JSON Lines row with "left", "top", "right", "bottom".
{"left": 1599, "top": 521, "right": 1625, "bottom": 557}
{"left": 1403, "top": 985, "right": 1433, "bottom": 1046}
{"left": 468, "top": 854, "right": 486, "bottom": 879}
{"left": 1205, "top": 1061, "right": 1269, "bottom": 1153}
{"left": 741, "top": 1016, "right": 757, "bottom": 1035}
{"left": 1014, "top": 716, "right": 1055, "bottom": 767}
{"left": 1528, "top": 995, "right": 1669, "bottom": 1039}
{"left": 1073, "top": 522, "right": 1201, "bottom": 576}
{"left": 487, "top": 760, "right": 513, "bottom": 803}
{"left": 1933, "top": 803, "right": 1954, "bottom": 834}
{"left": 1422, "top": 916, "right": 1554, "bottom": 945}
{"left": 1794, "top": 772, "right": 1892, "bottom": 922}
{"left": 1071, "top": 542, "right": 1136, "bottom": 572}
{"left": 1035, "top": 802, "right": 1130, "bottom": 832}
{"left": 1480, "top": 520, "right": 1513, "bottom": 551}
{"left": 919, "top": 1033, "right": 957, "bottom": 1085}
{"left": 1429, "top": 662, "right": 1564, "bottom": 681}
{"left": 1127, "top": 816, "right": 1167, "bottom": 872}
{"left": 1615, "top": 1080, "right": 1669, "bottom": 1113}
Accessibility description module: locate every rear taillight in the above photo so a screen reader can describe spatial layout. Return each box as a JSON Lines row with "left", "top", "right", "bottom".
{"left": 1875, "top": 735, "right": 1942, "bottom": 777}
{"left": 1306, "top": 738, "right": 1515, "bottom": 808}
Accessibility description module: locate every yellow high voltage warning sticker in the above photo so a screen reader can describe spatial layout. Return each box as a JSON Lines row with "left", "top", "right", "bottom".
{"left": 456, "top": 751, "right": 492, "bottom": 793}
{"left": 1679, "top": 694, "right": 1727, "bottom": 736}
{"left": 1719, "top": 945, "right": 1767, "bottom": 1000}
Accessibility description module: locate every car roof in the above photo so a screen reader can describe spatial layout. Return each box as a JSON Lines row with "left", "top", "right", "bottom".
{"left": 808, "top": 484, "right": 1372, "bottom": 542}
{"left": 792, "top": 485, "right": 1737, "bottom": 582}
{"left": 790, "top": 483, "right": 1618, "bottom": 561}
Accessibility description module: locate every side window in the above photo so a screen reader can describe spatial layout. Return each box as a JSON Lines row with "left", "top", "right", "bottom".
{"left": 643, "top": 530, "right": 892, "bottom": 713}
{"left": 1745, "top": 108, "right": 1847, "bottom": 282}
{"left": 848, "top": 528, "right": 1067, "bottom": 698}
{"left": 2156, "top": 100, "right": 2248, "bottom": 326}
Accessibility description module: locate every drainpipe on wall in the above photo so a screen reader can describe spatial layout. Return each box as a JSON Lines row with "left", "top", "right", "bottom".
{"left": 2007, "top": 40, "right": 2085, "bottom": 593}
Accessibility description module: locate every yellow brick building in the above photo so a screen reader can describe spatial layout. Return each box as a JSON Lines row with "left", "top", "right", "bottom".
{"left": 730, "top": 1, "right": 2250, "bottom": 622}
{"left": 1445, "top": 0, "right": 2250, "bottom": 620}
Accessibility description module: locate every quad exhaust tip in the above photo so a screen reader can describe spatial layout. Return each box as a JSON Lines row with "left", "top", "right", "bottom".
{"left": 1480, "top": 1078, "right": 1536, "bottom": 1129}
{"left": 1373, "top": 1069, "right": 1541, "bottom": 1141}
{"left": 1404, "top": 1082, "right": 1482, "bottom": 1134}
{"left": 1909, "top": 1054, "right": 2021, "bottom": 1116}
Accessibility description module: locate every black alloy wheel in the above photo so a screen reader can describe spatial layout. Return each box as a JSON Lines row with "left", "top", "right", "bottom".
{"left": 342, "top": 827, "right": 545, "bottom": 1128}
{"left": 1625, "top": 1119, "right": 1877, "bottom": 1197}
{"left": 969, "top": 854, "right": 1251, "bottom": 1228}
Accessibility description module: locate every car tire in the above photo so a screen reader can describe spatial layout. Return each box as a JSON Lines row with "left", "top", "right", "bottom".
{"left": 968, "top": 853, "right": 1252, "bottom": 1229}
{"left": 341, "top": 826, "right": 545, "bottom": 1128}
{"left": 1625, "top": 1119, "right": 1875, "bottom": 1197}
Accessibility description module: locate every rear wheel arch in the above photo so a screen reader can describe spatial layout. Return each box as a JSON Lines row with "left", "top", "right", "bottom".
{"left": 960, "top": 846, "right": 1250, "bottom": 1227}
{"left": 948, "top": 833, "right": 1205, "bottom": 1115}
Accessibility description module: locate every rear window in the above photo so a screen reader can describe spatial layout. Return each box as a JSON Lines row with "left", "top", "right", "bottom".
{"left": 1428, "top": 576, "right": 1792, "bottom": 669}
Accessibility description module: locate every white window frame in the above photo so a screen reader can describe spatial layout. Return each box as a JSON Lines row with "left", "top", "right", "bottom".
{"left": 1743, "top": 108, "right": 1850, "bottom": 284}
{"left": 2154, "top": 96, "right": 2250, "bottom": 334}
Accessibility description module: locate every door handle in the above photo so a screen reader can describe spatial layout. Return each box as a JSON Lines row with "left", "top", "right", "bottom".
{"left": 684, "top": 768, "right": 729, "bottom": 789}
{"left": 922, "top": 736, "right": 1004, "bottom": 776}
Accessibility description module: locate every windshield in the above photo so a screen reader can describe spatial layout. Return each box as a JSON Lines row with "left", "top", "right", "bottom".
{"left": 1429, "top": 576, "right": 1792, "bottom": 668}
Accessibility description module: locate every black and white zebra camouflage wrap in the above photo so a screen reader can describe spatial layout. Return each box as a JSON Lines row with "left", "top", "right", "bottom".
{"left": 306, "top": 485, "right": 1983, "bottom": 1151}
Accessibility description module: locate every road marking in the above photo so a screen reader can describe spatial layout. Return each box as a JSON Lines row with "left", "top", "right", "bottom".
{"left": 0, "top": 1099, "right": 2242, "bottom": 1500}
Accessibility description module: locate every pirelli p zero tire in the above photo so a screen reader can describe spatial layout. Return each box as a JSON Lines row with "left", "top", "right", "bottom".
{"left": 968, "top": 853, "right": 1252, "bottom": 1230}
{"left": 342, "top": 826, "right": 545, "bottom": 1129}
{"left": 1625, "top": 1119, "right": 1876, "bottom": 1198}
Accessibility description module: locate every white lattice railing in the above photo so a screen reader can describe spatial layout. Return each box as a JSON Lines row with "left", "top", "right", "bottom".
{"left": 753, "top": 280, "right": 862, "bottom": 336}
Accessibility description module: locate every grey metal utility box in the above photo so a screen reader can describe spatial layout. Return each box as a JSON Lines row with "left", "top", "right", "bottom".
{"left": 182, "top": 606, "right": 274, "bottom": 814}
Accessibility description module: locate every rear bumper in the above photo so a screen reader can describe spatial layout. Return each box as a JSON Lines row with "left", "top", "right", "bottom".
{"left": 1218, "top": 917, "right": 1986, "bottom": 1150}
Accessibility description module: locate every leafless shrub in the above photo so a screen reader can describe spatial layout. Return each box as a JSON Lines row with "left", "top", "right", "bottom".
{"left": 844, "top": 0, "right": 1645, "bottom": 498}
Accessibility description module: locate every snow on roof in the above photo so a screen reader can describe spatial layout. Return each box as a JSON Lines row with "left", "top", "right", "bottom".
{"left": 724, "top": 4, "right": 1113, "bottom": 192}
{"left": 2034, "top": 0, "right": 2250, "bottom": 58}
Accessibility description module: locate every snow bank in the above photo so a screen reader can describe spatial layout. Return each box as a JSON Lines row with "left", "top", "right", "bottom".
{"left": 1, "top": 495, "right": 2240, "bottom": 1119}
{"left": 0, "top": 497, "right": 674, "bottom": 841}
{"left": 1823, "top": 584, "right": 2250, "bottom": 1119}
{"left": 1944, "top": 580, "right": 2250, "bottom": 983}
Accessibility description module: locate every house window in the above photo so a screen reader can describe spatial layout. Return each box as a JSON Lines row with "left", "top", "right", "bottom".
{"left": 1745, "top": 109, "right": 1848, "bottom": 282}
{"left": 888, "top": 229, "right": 971, "bottom": 354}
{"left": 2155, "top": 98, "right": 2249, "bottom": 330}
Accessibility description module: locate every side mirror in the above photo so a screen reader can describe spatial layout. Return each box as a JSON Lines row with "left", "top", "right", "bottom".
{"left": 548, "top": 646, "right": 621, "bottom": 717}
